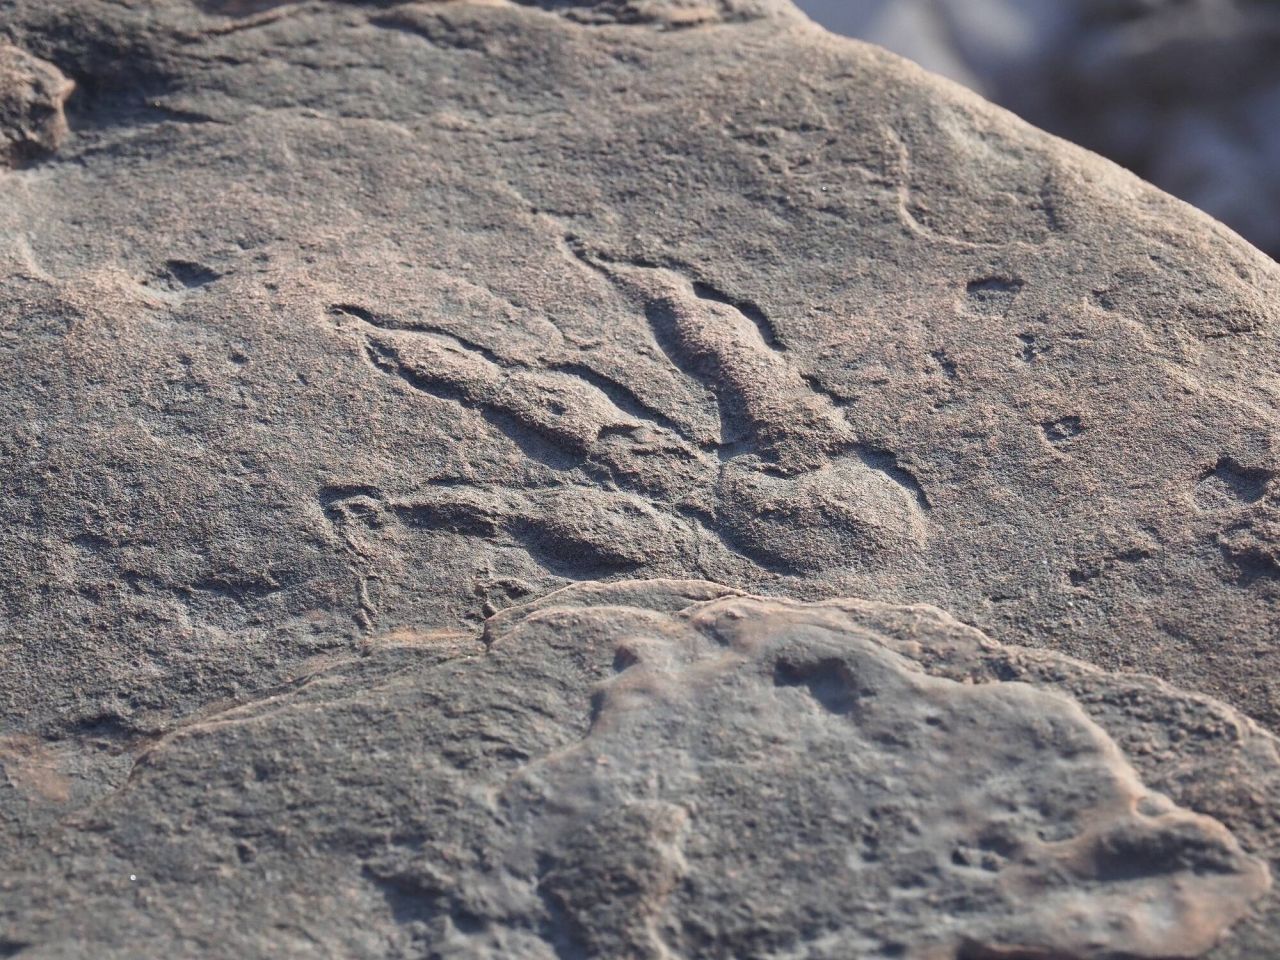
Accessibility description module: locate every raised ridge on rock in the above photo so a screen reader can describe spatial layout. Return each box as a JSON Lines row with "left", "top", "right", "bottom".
{"left": 0, "top": 42, "right": 72, "bottom": 167}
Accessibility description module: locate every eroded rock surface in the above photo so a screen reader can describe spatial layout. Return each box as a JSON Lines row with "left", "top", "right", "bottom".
{"left": 2, "top": 0, "right": 1280, "bottom": 955}
{"left": 2, "top": 0, "right": 1279, "bottom": 735}
{"left": 0, "top": 42, "right": 71, "bottom": 167}
{"left": 4, "top": 581, "right": 1277, "bottom": 958}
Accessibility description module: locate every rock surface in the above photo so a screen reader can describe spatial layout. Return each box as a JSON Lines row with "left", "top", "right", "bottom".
{"left": 5, "top": 580, "right": 1279, "bottom": 958}
{"left": 0, "top": 41, "right": 71, "bottom": 167}
{"left": 2, "top": 0, "right": 1280, "bottom": 955}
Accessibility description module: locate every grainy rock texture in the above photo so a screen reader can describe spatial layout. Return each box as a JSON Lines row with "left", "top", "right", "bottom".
{"left": 2, "top": 0, "right": 1280, "bottom": 956}
{"left": 0, "top": 41, "right": 71, "bottom": 167}
{"left": 5, "top": 580, "right": 1279, "bottom": 958}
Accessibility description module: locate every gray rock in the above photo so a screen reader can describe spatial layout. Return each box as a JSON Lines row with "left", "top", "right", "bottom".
{"left": 4, "top": 580, "right": 1277, "bottom": 957}
{"left": 0, "top": 42, "right": 71, "bottom": 167}
{"left": 2, "top": 0, "right": 1280, "bottom": 955}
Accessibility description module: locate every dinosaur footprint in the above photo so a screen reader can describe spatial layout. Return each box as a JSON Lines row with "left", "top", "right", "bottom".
{"left": 326, "top": 245, "right": 929, "bottom": 581}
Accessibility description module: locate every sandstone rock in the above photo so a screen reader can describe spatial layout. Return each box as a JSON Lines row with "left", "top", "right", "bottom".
{"left": 4, "top": 580, "right": 1278, "bottom": 957}
{"left": 3, "top": 0, "right": 1277, "bottom": 734}
{"left": 0, "top": 42, "right": 71, "bottom": 167}
{"left": 2, "top": 0, "right": 1280, "bottom": 955}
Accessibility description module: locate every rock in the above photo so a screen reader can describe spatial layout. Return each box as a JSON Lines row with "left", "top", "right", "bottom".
{"left": 3, "top": 0, "right": 1278, "bottom": 734}
{"left": 0, "top": 43, "right": 72, "bottom": 167}
{"left": 2, "top": 0, "right": 1280, "bottom": 954}
{"left": 4, "top": 580, "right": 1277, "bottom": 957}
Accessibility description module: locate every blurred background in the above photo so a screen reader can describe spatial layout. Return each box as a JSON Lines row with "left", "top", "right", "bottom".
{"left": 795, "top": 0, "right": 1280, "bottom": 259}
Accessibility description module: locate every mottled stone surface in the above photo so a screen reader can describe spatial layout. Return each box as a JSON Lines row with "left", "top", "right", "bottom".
{"left": 2, "top": 0, "right": 1280, "bottom": 955}
{"left": 0, "top": 42, "right": 71, "bottom": 167}
{"left": 4, "top": 581, "right": 1278, "bottom": 957}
